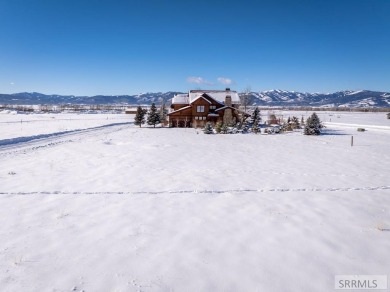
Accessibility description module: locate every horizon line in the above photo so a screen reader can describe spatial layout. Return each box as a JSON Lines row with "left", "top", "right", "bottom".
{"left": 2, "top": 88, "right": 389, "bottom": 97}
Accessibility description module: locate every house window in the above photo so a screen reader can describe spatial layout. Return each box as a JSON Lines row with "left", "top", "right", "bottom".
{"left": 197, "top": 105, "right": 205, "bottom": 112}
{"left": 195, "top": 116, "right": 198, "bottom": 120}
{"left": 210, "top": 105, "right": 216, "bottom": 110}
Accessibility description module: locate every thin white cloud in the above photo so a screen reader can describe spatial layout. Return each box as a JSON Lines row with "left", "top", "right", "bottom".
{"left": 10, "top": 82, "right": 15, "bottom": 85}
{"left": 187, "top": 76, "right": 213, "bottom": 85}
{"left": 217, "top": 77, "right": 233, "bottom": 85}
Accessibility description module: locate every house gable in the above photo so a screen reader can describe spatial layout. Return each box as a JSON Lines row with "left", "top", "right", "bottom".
{"left": 202, "top": 93, "right": 225, "bottom": 106}
{"left": 190, "top": 94, "right": 212, "bottom": 105}
{"left": 191, "top": 96, "right": 211, "bottom": 117}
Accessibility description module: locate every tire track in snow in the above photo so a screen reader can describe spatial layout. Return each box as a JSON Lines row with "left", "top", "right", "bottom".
{"left": 0, "top": 121, "right": 132, "bottom": 147}
{"left": 0, "top": 122, "right": 133, "bottom": 157}
{"left": 1, "top": 186, "right": 389, "bottom": 196}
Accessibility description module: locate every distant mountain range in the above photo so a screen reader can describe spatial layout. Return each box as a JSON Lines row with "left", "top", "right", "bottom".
{"left": 0, "top": 92, "right": 180, "bottom": 106}
{"left": 1, "top": 90, "right": 389, "bottom": 108}
{"left": 243, "top": 90, "right": 390, "bottom": 108}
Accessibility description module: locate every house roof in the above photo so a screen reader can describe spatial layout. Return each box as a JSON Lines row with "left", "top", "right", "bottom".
{"left": 171, "top": 90, "right": 240, "bottom": 105}
{"left": 171, "top": 94, "right": 189, "bottom": 104}
{"left": 189, "top": 90, "right": 240, "bottom": 104}
{"left": 201, "top": 93, "right": 224, "bottom": 105}
{"left": 167, "top": 105, "right": 191, "bottom": 115}
{"left": 191, "top": 95, "right": 212, "bottom": 104}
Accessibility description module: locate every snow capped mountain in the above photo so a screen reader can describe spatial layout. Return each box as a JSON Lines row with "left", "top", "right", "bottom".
{"left": 0, "top": 92, "right": 181, "bottom": 106}
{"left": 241, "top": 90, "right": 390, "bottom": 108}
{"left": 0, "top": 90, "right": 389, "bottom": 108}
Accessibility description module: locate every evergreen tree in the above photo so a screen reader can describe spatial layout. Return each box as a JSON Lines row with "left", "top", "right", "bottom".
{"left": 242, "top": 120, "right": 249, "bottom": 133}
{"left": 251, "top": 107, "right": 261, "bottom": 133}
{"left": 304, "top": 112, "right": 323, "bottom": 135}
{"left": 203, "top": 122, "right": 214, "bottom": 134}
{"left": 147, "top": 103, "right": 161, "bottom": 128}
{"left": 251, "top": 107, "right": 260, "bottom": 125}
{"left": 252, "top": 121, "right": 260, "bottom": 134}
{"left": 134, "top": 106, "right": 146, "bottom": 127}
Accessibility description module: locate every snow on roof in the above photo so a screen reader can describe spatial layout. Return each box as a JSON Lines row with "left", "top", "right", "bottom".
{"left": 171, "top": 90, "right": 240, "bottom": 105}
{"left": 189, "top": 90, "right": 240, "bottom": 104}
{"left": 172, "top": 94, "right": 189, "bottom": 104}
{"left": 191, "top": 95, "right": 212, "bottom": 104}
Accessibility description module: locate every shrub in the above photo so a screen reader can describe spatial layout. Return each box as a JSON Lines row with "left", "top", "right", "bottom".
{"left": 221, "top": 124, "right": 228, "bottom": 134}
{"left": 215, "top": 121, "right": 222, "bottom": 133}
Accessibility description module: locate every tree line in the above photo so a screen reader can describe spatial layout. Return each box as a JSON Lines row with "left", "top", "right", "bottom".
{"left": 134, "top": 103, "right": 167, "bottom": 128}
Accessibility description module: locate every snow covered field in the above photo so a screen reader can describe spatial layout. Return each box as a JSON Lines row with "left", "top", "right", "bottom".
{"left": 1, "top": 111, "right": 389, "bottom": 291}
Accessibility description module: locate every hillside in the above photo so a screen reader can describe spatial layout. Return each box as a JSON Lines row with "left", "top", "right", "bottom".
{"left": 1, "top": 90, "right": 389, "bottom": 108}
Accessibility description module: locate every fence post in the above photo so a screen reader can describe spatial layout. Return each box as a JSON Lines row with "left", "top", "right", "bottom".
{"left": 351, "top": 135, "right": 353, "bottom": 147}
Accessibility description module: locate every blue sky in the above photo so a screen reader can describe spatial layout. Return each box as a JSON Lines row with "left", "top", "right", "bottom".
{"left": 0, "top": 0, "right": 389, "bottom": 95}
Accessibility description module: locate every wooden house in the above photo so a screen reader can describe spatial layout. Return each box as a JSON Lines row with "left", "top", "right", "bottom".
{"left": 168, "top": 88, "right": 248, "bottom": 127}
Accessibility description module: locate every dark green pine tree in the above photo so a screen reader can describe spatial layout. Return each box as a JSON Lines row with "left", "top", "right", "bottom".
{"left": 203, "top": 122, "right": 214, "bottom": 134}
{"left": 242, "top": 120, "right": 249, "bottom": 133}
{"left": 252, "top": 122, "right": 260, "bottom": 134}
{"left": 134, "top": 106, "right": 146, "bottom": 127}
{"left": 304, "top": 112, "right": 323, "bottom": 135}
{"left": 251, "top": 107, "right": 261, "bottom": 133}
{"left": 147, "top": 103, "right": 161, "bottom": 128}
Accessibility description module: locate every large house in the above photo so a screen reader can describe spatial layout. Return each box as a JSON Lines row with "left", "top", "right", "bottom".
{"left": 168, "top": 88, "right": 247, "bottom": 127}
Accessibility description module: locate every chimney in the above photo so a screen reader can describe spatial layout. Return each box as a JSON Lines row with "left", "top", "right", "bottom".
{"left": 225, "top": 95, "right": 232, "bottom": 107}
{"left": 226, "top": 87, "right": 230, "bottom": 92}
